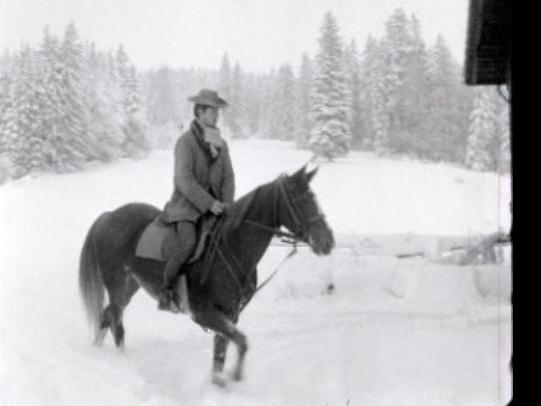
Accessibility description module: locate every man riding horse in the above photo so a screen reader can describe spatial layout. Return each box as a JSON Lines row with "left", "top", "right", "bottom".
{"left": 158, "top": 89, "right": 235, "bottom": 313}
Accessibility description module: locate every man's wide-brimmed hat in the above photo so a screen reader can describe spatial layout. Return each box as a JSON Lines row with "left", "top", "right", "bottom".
{"left": 188, "top": 89, "right": 228, "bottom": 108}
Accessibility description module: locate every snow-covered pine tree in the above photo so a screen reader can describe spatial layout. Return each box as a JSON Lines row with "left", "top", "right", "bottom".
{"left": 0, "top": 53, "right": 11, "bottom": 182}
{"left": 380, "top": 9, "right": 414, "bottom": 154}
{"left": 125, "top": 65, "right": 144, "bottom": 117}
{"left": 86, "top": 43, "right": 124, "bottom": 160}
{"left": 465, "top": 87, "right": 497, "bottom": 171}
{"left": 0, "top": 50, "right": 10, "bottom": 77}
{"left": 455, "top": 82, "right": 475, "bottom": 162}
{"left": 422, "top": 35, "right": 466, "bottom": 162}
{"left": 11, "top": 46, "right": 57, "bottom": 177}
{"left": 344, "top": 39, "right": 364, "bottom": 149}
{"left": 218, "top": 52, "right": 233, "bottom": 135}
{"left": 272, "top": 64, "right": 296, "bottom": 141}
{"left": 36, "top": 27, "right": 59, "bottom": 150}
{"left": 125, "top": 65, "right": 149, "bottom": 156}
{"left": 243, "top": 73, "right": 262, "bottom": 136}
{"left": 0, "top": 51, "right": 15, "bottom": 158}
{"left": 116, "top": 45, "right": 149, "bottom": 157}
{"left": 361, "top": 36, "right": 389, "bottom": 153}
{"left": 309, "top": 12, "right": 351, "bottom": 161}
{"left": 295, "top": 53, "right": 314, "bottom": 149}
{"left": 359, "top": 36, "right": 375, "bottom": 150}
{"left": 105, "top": 48, "right": 127, "bottom": 124}
{"left": 402, "top": 14, "right": 429, "bottom": 156}
{"left": 258, "top": 69, "right": 278, "bottom": 139}
{"left": 115, "top": 46, "right": 130, "bottom": 105}
{"left": 218, "top": 52, "right": 232, "bottom": 102}
{"left": 145, "top": 66, "right": 179, "bottom": 126}
{"left": 48, "top": 22, "right": 94, "bottom": 171}
{"left": 142, "top": 66, "right": 180, "bottom": 148}
{"left": 496, "top": 95, "right": 511, "bottom": 174}
{"left": 175, "top": 67, "right": 195, "bottom": 125}
{"left": 229, "top": 63, "right": 247, "bottom": 138}
{"left": 3, "top": 46, "right": 48, "bottom": 177}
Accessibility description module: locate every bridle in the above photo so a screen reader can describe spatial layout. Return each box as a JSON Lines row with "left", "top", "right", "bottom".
{"left": 199, "top": 175, "right": 328, "bottom": 310}
{"left": 244, "top": 174, "right": 325, "bottom": 244}
{"left": 230, "top": 174, "right": 326, "bottom": 303}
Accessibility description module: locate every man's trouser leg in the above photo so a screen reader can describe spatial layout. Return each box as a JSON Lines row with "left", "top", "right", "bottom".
{"left": 159, "top": 221, "right": 197, "bottom": 309}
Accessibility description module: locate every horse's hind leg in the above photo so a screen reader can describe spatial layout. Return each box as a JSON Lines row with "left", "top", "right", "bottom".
{"left": 94, "top": 308, "right": 109, "bottom": 346}
{"left": 93, "top": 303, "right": 123, "bottom": 348}
{"left": 94, "top": 304, "right": 116, "bottom": 345}
{"left": 109, "top": 304, "right": 126, "bottom": 349}
{"left": 110, "top": 276, "right": 140, "bottom": 350}
{"left": 194, "top": 309, "right": 248, "bottom": 383}
{"left": 97, "top": 274, "right": 139, "bottom": 350}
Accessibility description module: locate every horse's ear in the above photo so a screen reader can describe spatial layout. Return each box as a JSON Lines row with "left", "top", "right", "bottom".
{"left": 291, "top": 165, "right": 307, "bottom": 180}
{"left": 306, "top": 166, "right": 319, "bottom": 183}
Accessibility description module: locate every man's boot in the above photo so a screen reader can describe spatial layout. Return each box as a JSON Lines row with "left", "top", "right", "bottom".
{"left": 158, "top": 264, "right": 183, "bottom": 313}
{"left": 158, "top": 220, "right": 196, "bottom": 313}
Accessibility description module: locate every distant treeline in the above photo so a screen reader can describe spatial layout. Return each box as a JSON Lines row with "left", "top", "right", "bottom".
{"left": 143, "top": 10, "right": 510, "bottom": 171}
{"left": 0, "top": 10, "right": 510, "bottom": 181}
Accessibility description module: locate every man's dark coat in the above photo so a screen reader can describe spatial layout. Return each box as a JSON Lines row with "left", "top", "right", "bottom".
{"left": 161, "top": 121, "right": 235, "bottom": 223}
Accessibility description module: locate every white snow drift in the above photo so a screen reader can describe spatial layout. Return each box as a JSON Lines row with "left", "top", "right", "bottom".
{"left": 0, "top": 140, "right": 511, "bottom": 405}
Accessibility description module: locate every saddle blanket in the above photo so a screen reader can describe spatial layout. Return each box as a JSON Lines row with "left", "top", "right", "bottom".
{"left": 135, "top": 216, "right": 172, "bottom": 261}
{"left": 135, "top": 215, "right": 218, "bottom": 262}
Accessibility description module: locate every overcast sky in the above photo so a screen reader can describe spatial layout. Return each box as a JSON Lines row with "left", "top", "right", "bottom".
{"left": 1, "top": 0, "right": 468, "bottom": 73}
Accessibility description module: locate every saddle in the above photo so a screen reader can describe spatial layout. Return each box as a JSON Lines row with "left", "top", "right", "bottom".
{"left": 135, "top": 214, "right": 217, "bottom": 263}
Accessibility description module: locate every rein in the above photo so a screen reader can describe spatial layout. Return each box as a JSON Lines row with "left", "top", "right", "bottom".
{"left": 245, "top": 174, "right": 323, "bottom": 243}
{"left": 251, "top": 242, "right": 297, "bottom": 296}
{"left": 200, "top": 175, "right": 315, "bottom": 308}
{"left": 235, "top": 175, "right": 321, "bottom": 304}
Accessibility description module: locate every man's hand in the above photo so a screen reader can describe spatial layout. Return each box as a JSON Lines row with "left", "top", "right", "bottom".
{"left": 219, "top": 202, "right": 230, "bottom": 214}
{"left": 210, "top": 200, "right": 227, "bottom": 216}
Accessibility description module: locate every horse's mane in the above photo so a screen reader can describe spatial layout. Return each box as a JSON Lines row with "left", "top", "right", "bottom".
{"left": 221, "top": 178, "right": 276, "bottom": 234}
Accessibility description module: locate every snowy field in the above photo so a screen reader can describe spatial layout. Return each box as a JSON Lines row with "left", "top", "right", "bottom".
{"left": 0, "top": 140, "right": 511, "bottom": 405}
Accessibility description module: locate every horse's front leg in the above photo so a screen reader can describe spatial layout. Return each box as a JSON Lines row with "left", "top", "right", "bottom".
{"left": 194, "top": 308, "right": 248, "bottom": 384}
{"left": 212, "top": 334, "right": 230, "bottom": 386}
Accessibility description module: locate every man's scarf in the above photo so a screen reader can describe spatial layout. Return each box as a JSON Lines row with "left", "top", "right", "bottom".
{"left": 191, "top": 120, "right": 225, "bottom": 159}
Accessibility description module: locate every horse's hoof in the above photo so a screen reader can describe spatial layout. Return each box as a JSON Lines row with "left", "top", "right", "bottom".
{"left": 212, "top": 372, "right": 227, "bottom": 387}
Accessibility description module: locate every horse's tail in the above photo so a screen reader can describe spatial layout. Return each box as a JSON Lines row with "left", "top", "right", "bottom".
{"left": 79, "top": 212, "right": 109, "bottom": 334}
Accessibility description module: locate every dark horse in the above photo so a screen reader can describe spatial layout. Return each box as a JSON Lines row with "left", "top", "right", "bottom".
{"left": 79, "top": 166, "right": 334, "bottom": 385}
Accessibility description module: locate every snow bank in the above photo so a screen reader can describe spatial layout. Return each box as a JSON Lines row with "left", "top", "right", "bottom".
{"left": 0, "top": 140, "right": 511, "bottom": 405}
{"left": 253, "top": 244, "right": 510, "bottom": 319}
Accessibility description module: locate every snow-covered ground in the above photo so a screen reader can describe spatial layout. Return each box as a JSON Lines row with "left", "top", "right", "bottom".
{"left": 0, "top": 140, "right": 511, "bottom": 405}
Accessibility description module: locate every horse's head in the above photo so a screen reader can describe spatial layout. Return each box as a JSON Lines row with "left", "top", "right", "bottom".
{"left": 277, "top": 166, "right": 335, "bottom": 255}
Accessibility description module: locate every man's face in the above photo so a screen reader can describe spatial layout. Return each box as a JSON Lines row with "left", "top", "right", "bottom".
{"left": 199, "top": 106, "right": 219, "bottom": 127}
